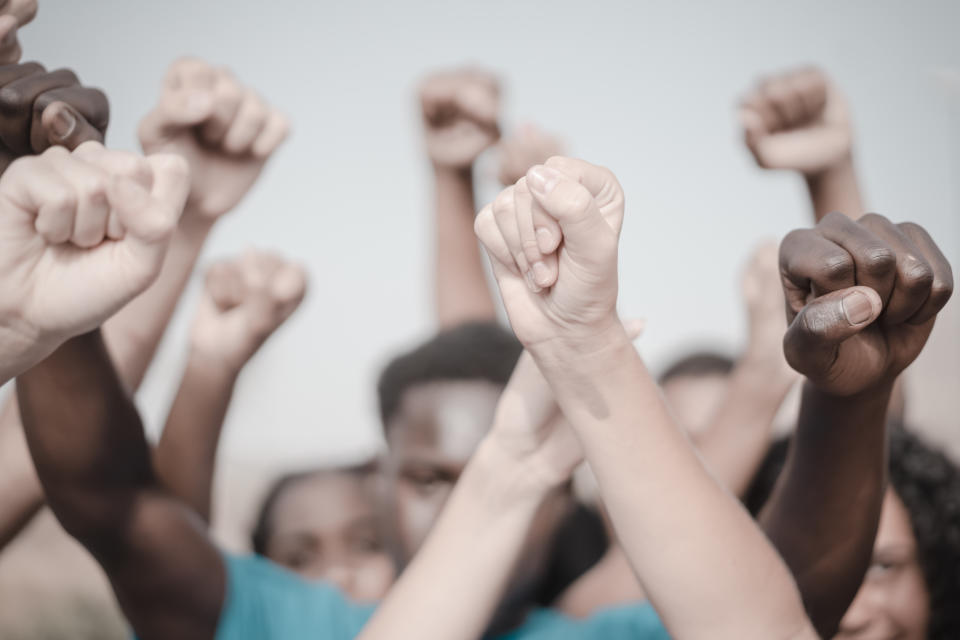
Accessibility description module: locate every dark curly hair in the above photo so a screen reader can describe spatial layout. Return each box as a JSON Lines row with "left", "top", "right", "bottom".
{"left": 376, "top": 321, "right": 522, "bottom": 428}
{"left": 745, "top": 426, "right": 960, "bottom": 639}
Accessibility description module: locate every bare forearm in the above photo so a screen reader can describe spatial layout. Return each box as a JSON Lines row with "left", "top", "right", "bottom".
{"left": 760, "top": 381, "right": 890, "bottom": 638}
{"left": 434, "top": 166, "right": 497, "bottom": 328}
{"left": 103, "top": 217, "right": 214, "bottom": 390}
{"left": 154, "top": 353, "right": 239, "bottom": 523}
{"left": 534, "top": 330, "right": 813, "bottom": 640}
{"left": 694, "top": 359, "right": 795, "bottom": 497}
{"left": 0, "top": 395, "right": 43, "bottom": 548}
{"left": 804, "top": 156, "right": 864, "bottom": 221}
{"left": 360, "top": 437, "right": 546, "bottom": 640}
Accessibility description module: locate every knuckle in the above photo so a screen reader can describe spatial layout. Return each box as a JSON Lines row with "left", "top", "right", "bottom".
{"left": 858, "top": 243, "right": 896, "bottom": 276}
{"left": 0, "top": 85, "right": 25, "bottom": 112}
{"left": 820, "top": 253, "right": 855, "bottom": 284}
{"left": 898, "top": 256, "right": 934, "bottom": 291}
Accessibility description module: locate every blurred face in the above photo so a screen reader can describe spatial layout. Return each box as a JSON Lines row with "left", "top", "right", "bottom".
{"left": 264, "top": 471, "right": 396, "bottom": 602}
{"left": 660, "top": 373, "right": 729, "bottom": 435}
{"left": 379, "top": 379, "right": 570, "bottom": 623}
{"left": 835, "top": 488, "right": 929, "bottom": 640}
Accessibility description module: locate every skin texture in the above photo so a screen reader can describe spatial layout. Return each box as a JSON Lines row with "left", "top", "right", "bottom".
{"left": 422, "top": 67, "right": 501, "bottom": 328}
{"left": 496, "top": 123, "right": 564, "bottom": 187}
{"left": 154, "top": 250, "right": 307, "bottom": 522}
{"left": 263, "top": 470, "right": 396, "bottom": 602}
{"left": 740, "top": 67, "right": 864, "bottom": 220}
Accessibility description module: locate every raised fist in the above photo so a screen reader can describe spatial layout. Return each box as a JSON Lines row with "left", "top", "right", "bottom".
{"left": 739, "top": 67, "right": 851, "bottom": 175}
{"left": 139, "top": 58, "right": 290, "bottom": 221}
{"left": 0, "top": 0, "right": 38, "bottom": 64}
{"left": 420, "top": 68, "right": 500, "bottom": 169}
{"left": 741, "top": 242, "right": 797, "bottom": 383}
{"left": 780, "top": 212, "right": 953, "bottom": 396}
{"left": 475, "top": 157, "right": 624, "bottom": 348}
{"left": 190, "top": 250, "right": 307, "bottom": 371}
{"left": 0, "top": 62, "right": 109, "bottom": 172}
{"left": 0, "top": 142, "right": 189, "bottom": 374}
{"left": 497, "top": 123, "right": 564, "bottom": 186}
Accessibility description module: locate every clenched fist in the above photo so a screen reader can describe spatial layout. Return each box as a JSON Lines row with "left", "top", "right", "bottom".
{"left": 497, "top": 124, "right": 564, "bottom": 186}
{"left": 0, "top": 142, "right": 189, "bottom": 379}
{"left": 139, "top": 58, "right": 290, "bottom": 221}
{"left": 190, "top": 250, "right": 307, "bottom": 371}
{"left": 741, "top": 242, "right": 797, "bottom": 383}
{"left": 0, "top": 0, "right": 37, "bottom": 65}
{"left": 420, "top": 68, "right": 500, "bottom": 169}
{"left": 780, "top": 212, "right": 953, "bottom": 396}
{"left": 740, "top": 68, "right": 851, "bottom": 175}
{"left": 475, "top": 157, "right": 624, "bottom": 348}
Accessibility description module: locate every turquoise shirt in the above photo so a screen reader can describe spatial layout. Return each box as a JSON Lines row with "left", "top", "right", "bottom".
{"left": 216, "top": 553, "right": 671, "bottom": 639}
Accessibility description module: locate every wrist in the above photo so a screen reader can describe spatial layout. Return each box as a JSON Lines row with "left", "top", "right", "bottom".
{"left": 803, "top": 152, "right": 855, "bottom": 184}
{"left": 184, "top": 346, "right": 243, "bottom": 383}
{"left": 738, "top": 347, "right": 798, "bottom": 389}
{"left": 470, "top": 436, "right": 558, "bottom": 507}
{"left": 527, "top": 314, "right": 629, "bottom": 372}
{"left": 177, "top": 206, "right": 219, "bottom": 237}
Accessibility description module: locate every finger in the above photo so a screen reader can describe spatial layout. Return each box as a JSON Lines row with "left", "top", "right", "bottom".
{"left": 779, "top": 227, "right": 855, "bottom": 320}
{"left": 74, "top": 144, "right": 153, "bottom": 240}
{"left": 38, "top": 101, "right": 103, "bottom": 152}
{"left": 897, "top": 222, "right": 954, "bottom": 325}
{"left": 107, "top": 153, "right": 186, "bottom": 247}
{"left": 474, "top": 203, "right": 517, "bottom": 276}
{"left": 0, "top": 67, "right": 78, "bottom": 152}
{"left": 783, "top": 286, "right": 883, "bottom": 383}
{"left": 748, "top": 126, "right": 851, "bottom": 173}
{"left": 137, "top": 89, "right": 214, "bottom": 146}
{"left": 44, "top": 146, "right": 110, "bottom": 248}
{"left": 622, "top": 318, "right": 647, "bottom": 340}
{"left": 789, "top": 67, "right": 828, "bottom": 122}
{"left": 761, "top": 76, "right": 807, "bottom": 127}
{"left": 492, "top": 185, "right": 535, "bottom": 291}
{"left": 223, "top": 89, "right": 268, "bottom": 155}
{"left": 272, "top": 263, "right": 308, "bottom": 309}
{"left": 199, "top": 69, "right": 243, "bottom": 146}
{"left": 206, "top": 260, "right": 245, "bottom": 310}
{"left": 816, "top": 212, "right": 897, "bottom": 303}
{"left": 13, "top": 155, "right": 77, "bottom": 243}
{"left": 542, "top": 156, "right": 625, "bottom": 223}
{"left": 740, "top": 90, "right": 782, "bottom": 134}
{"left": 513, "top": 177, "right": 553, "bottom": 288}
{"left": 33, "top": 85, "right": 109, "bottom": 146}
{"left": 857, "top": 214, "right": 934, "bottom": 325}
{"left": 251, "top": 110, "right": 290, "bottom": 158}
{"left": 6, "top": 0, "right": 38, "bottom": 27}
{"left": 0, "top": 15, "right": 21, "bottom": 65}
{"left": 453, "top": 80, "right": 499, "bottom": 129}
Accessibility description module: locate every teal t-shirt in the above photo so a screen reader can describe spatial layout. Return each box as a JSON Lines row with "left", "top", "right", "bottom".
{"left": 216, "top": 553, "right": 671, "bottom": 640}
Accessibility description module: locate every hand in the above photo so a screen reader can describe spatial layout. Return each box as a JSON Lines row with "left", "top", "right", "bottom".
{"left": 138, "top": 58, "right": 290, "bottom": 222}
{"left": 780, "top": 212, "right": 953, "bottom": 396}
{"left": 740, "top": 68, "right": 852, "bottom": 175}
{"left": 190, "top": 250, "right": 307, "bottom": 371}
{"left": 496, "top": 123, "right": 564, "bottom": 186}
{"left": 0, "top": 142, "right": 189, "bottom": 371}
{"left": 0, "top": 62, "right": 109, "bottom": 172}
{"left": 475, "top": 157, "right": 624, "bottom": 348}
{"left": 0, "top": 0, "right": 38, "bottom": 64}
{"left": 741, "top": 241, "right": 798, "bottom": 384}
{"left": 420, "top": 68, "right": 500, "bottom": 170}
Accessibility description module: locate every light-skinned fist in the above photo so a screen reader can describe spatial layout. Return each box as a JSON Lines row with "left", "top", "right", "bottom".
{"left": 420, "top": 68, "right": 500, "bottom": 170}
{"left": 497, "top": 123, "right": 564, "bottom": 186}
{"left": 190, "top": 250, "right": 307, "bottom": 371}
{"left": 0, "top": 142, "right": 188, "bottom": 377}
{"left": 740, "top": 67, "right": 852, "bottom": 175}
{"left": 139, "top": 58, "right": 290, "bottom": 222}
{"left": 779, "top": 212, "right": 952, "bottom": 396}
{"left": 475, "top": 156, "right": 624, "bottom": 348}
{"left": 741, "top": 241, "right": 798, "bottom": 384}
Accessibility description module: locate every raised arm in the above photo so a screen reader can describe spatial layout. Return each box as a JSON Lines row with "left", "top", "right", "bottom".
{"left": 740, "top": 67, "right": 864, "bottom": 221}
{"left": 420, "top": 68, "right": 500, "bottom": 328}
{"left": 476, "top": 157, "right": 817, "bottom": 640}
{"left": 155, "top": 250, "right": 306, "bottom": 522}
{"left": 759, "top": 212, "right": 953, "bottom": 637}
{"left": 692, "top": 242, "right": 798, "bottom": 497}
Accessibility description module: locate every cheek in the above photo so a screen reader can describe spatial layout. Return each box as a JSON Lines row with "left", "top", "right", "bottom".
{"left": 890, "top": 568, "right": 930, "bottom": 638}
{"left": 350, "top": 556, "right": 398, "bottom": 602}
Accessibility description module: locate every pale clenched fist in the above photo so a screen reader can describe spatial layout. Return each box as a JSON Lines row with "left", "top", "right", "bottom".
{"left": 475, "top": 157, "right": 624, "bottom": 348}
{"left": 740, "top": 67, "right": 852, "bottom": 175}
{"left": 139, "top": 58, "right": 290, "bottom": 221}
{"left": 420, "top": 68, "right": 500, "bottom": 169}
{"left": 0, "top": 142, "right": 188, "bottom": 379}
{"left": 497, "top": 124, "right": 564, "bottom": 186}
{"left": 741, "top": 242, "right": 797, "bottom": 383}
{"left": 190, "top": 250, "right": 307, "bottom": 371}
{"left": 780, "top": 213, "right": 952, "bottom": 396}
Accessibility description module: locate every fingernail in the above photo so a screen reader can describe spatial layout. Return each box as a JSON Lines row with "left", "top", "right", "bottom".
{"left": 536, "top": 227, "right": 555, "bottom": 253}
{"left": 527, "top": 166, "right": 561, "bottom": 196}
{"left": 842, "top": 291, "right": 875, "bottom": 325}
{"left": 49, "top": 106, "right": 76, "bottom": 141}
{"left": 523, "top": 269, "right": 542, "bottom": 294}
{"left": 532, "top": 261, "right": 551, "bottom": 287}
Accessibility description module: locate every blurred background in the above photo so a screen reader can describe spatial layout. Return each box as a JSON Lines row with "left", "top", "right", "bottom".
{"left": 0, "top": 2, "right": 957, "bottom": 633}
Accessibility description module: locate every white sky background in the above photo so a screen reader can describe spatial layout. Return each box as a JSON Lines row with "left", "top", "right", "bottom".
{"left": 25, "top": 0, "right": 960, "bottom": 466}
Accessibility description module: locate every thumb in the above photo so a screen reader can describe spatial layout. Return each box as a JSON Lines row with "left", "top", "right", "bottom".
{"left": 138, "top": 90, "right": 214, "bottom": 147}
{"left": 41, "top": 101, "right": 103, "bottom": 151}
{"left": 107, "top": 153, "right": 187, "bottom": 249}
{"left": 783, "top": 286, "right": 883, "bottom": 378}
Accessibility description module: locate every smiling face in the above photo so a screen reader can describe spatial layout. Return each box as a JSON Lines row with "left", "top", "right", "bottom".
{"left": 261, "top": 470, "right": 396, "bottom": 602}
{"left": 834, "top": 488, "right": 930, "bottom": 640}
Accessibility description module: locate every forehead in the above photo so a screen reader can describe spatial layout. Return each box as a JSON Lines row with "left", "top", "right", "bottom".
{"left": 875, "top": 487, "right": 917, "bottom": 549}
{"left": 385, "top": 379, "right": 504, "bottom": 464}
{"left": 270, "top": 472, "right": 377, "bottom": 534}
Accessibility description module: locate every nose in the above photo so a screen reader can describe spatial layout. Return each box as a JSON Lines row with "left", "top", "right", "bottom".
{"left": 321, "top": 563, "right": 354, "bottom": 592}
{"left": 837, "top": 586, "right": 874, "bottom": 636}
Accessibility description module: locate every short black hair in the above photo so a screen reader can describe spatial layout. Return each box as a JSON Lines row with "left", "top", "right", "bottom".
{"left": 658, "top": 350, "right": 735, "bottom": 386}
{"left": 377, "top": 321, "right": 522, "bottom": 427}
{"left": 251, "top": 461, "right": 378, "bottom": 556}
{"left": 745, "top": 427, "right": 960, "bottom": 639}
